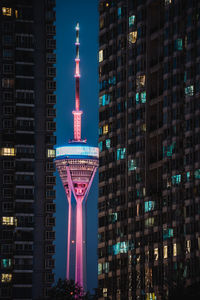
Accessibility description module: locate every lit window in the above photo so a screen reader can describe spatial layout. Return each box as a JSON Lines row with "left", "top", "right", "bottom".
{"left": 165, "top": 0, "right": 172, "bottom": 5}
{"left": 145, "top": 217, "right": 154, "bottom": 227}
{"left": 136, "top": 92, "right": 140, "bottom": 104}
{"left": 109, "top": 212, "right": 117, "bottom": 223}
{"left": 194, "top": 169, "right": 200, "bottom": 179}
{"left": 98, "top": 141, "right": 103, "bottom": 152}
{"left": 1, "top": 273, "right": 12, "bottom": 282}
{"left": 145, "top": 201, "right": 155, "bottom": 212}
{"left": 99, "top": 50, "right": 103, "bottom": 62}
{"left": 141, "top": 91, "right": 146, "bottom": 103}
{"left": 129, "top": 15, "right": 135, "bottom": 27}
{"left": 154, "top": 248, "right": 159, "bottom": 260}
{"left": 1, "top": 259, "right": 12, "bottom": 269}
{"left": 103, "top": 288, "right": 107, "bottom": 297}
{"left": 163, "top": 228, "right": 173, "bottom": 240}
{"left": 2, "top": 216, "right": 16, "bottom": 226}
{"left": 185, "top": 85, "right": 194, "bottom": 96}
{"left": 2, "top": 78, "right": 14, "bottom": 88}
{"left": 118, "top": 7, "right": 122, "bottom": 18}
{"left": 99, "top": 93, "right": 110, "bottom": 107}
{"left": 128, "top": 31, "right": 137, "bottom": 44}
{"left": 98, "top": 263, "right": 102, "bottom": 275}
{"left": 136, "top": 75, "right": 145, "bottom": 90}
{"left": 103, "top": 124, "right": 108, "bottom": 135}
{"left": 128, "top": 159, "right": 137, "bottom": 171}
{"left": 163, "top": 245, "right": 168, "bottom": 258}
{"left": 105, "top": 139, "right": 111, "bottom": 149}
{"left": 1, "top": 148, "right": 15, "bottom": 156}
{"left": 173, "top": 243, "right": 177, "bottom": 256}
{"left": 186, "top": 171, "right": 191, "bottom": 182}
{"left": 186, "top": 240, "right": 191, "bottom": 254}
{"left": 108, "top": 76, "right": 116, "bottom": 86}
{"left": 47, "top": 149, "right": 56, "bottom": 158}
{"left": 171, "top": 174, "right": 181, "bottom": 185}
{"left": 109, "top": 241, "right": 134, "bottom": 255}
{"left": 15, "top": 10, "right": 18, "bottom": 18}
{"left": 146, "top": 292, "right": 156, "bottom": 300}
{"left": 2, "top": 7, "right": 12, "bottom": 16}
{"left": 174, "top": 38, "right": 183, "bottom": 50}
{"left": 117, "top": 148, "right": 126, "bottom": 160}
{"left": 163, "top": 142, "right": 176, "bottom": 158}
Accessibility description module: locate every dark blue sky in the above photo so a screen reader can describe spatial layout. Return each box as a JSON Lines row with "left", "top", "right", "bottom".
{"left": 55, "top": 0, "right": 99, "bottom": 293}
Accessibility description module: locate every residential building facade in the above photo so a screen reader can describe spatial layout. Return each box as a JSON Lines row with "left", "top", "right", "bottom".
{"left": 0, "top": 0, "right": 56, "bottom": 299}
{"left": 98, "top": 0, "right": 200, "bottom": 299}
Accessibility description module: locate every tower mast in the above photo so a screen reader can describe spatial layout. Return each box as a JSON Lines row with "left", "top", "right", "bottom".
{"left": 72, "top": 22, "right": 83, "bottom": 142}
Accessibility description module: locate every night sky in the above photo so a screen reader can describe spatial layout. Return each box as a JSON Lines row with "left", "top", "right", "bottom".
{"left": 55, "top": 0, "right": 99, "bottom": 293}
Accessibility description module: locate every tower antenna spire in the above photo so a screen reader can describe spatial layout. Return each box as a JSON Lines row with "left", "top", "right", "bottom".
{"left": 72, "top": 22, "right": 84, "bottom": 142}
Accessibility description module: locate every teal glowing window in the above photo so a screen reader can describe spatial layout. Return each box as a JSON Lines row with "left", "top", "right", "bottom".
{"left": 1, "top": 259, "right": 11, "bottom": 268}
{"left": 185, "top": 85, "right": 194, "bottom": 96}
{"left": 109, "top": 241, "right": 134, "bottom": 255}
{"left": 106, "top": 139, "right": 111, "bottom": 149}
{"left": 136, "top": 93, "right": 139, "bottom": 104}
{"left": 141, "top": 91, "right": 146, "bottom": 103}
{"left": 98, "top": 141, "right": 103, "bottom": 152}
{"left": 171, "top": 174, "right": 181, "bottom": 185}
{"left": 98, "top": 262, "right": 109, "bottom": 275}
{"left": 163, "top": 228, "right": 173, "bottom": 240}
{"left": 117, "top": 148, "right": 126, "bottom": 160}
{"left": 186, "top": 171, "right": 191, "bottom": 182}
{"left": 109, "top": 212, "right": 117, "bottom": 223}
{"left": 108, "top": 76, "right": 116, "bottom": 86}
{"left": 194, "top": 169, "right": 200, "bottom": 179}
{"left": 99, "top": 127, "right": 102, "bottom": 136}
{"left": 129, "top": 15, "right": 135, "bottom": 27}
{"left": 128, "top": 159, "right": 137, "bottom": 171}
{"left": 99, "top": 93, "right": 110, "bottom": 107}
{"left": 163, "top": 142, "right": 176, "bottom": 157}
{"left": 98, "top": 263, "right": 102, "bottom": 275}
{"left": 118, "top": 7, "right": 121, "bottom": 18}
{"left": 175, "top": 38, "right": 183, "bottom": 50}
{"left": 145, "top": 201, "right": 155, "bottom": 212}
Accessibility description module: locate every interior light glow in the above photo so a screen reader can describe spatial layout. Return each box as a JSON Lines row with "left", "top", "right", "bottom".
{"left": 56, "top": 146, "right": 99, "bottom": 158}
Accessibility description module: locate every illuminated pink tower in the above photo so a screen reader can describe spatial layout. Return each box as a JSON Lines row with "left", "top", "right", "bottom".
{"left": 55, "top": 23, "right": 99, "bottom": 290}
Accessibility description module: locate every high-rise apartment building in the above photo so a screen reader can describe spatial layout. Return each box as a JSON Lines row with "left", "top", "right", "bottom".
{"left": 98, "top": 0, "right": 200, "bottom": 299}
{"left": 0, "top": 0, "right": 56, "bottom": 299}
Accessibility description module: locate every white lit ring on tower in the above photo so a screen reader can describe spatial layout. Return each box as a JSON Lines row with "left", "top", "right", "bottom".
{"left": 56, "top": 146, "right": 99, "bottom": 158}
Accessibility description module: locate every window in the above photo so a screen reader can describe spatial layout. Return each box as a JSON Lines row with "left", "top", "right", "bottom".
{"left": 105, "top": 139, "right": 110, "bottom": 149}
{"left": 47, "top": 149, "right": 56, "bottom": 158}
{"left": 117, "top": 148, "right": 126, "bottom": 160}
{"left": 163, "top": 245, "right": 168, "bottom": 258}
{"left": 2, "top": 7, "right": 12, "bottom": 16}
{"left": 165, "top": 0, "right": 172, "bottom": 5}
{"left": 145, "top": 217, "right": 154, "bottom": 227}
{"left": 171, "top": 174, "right": 181, "bottom": 185}
{"left": 1, "top": 259, "right": 12, "bottom": 269}
{"left": 98, "top": 141, "right": 103, "bottom": 152}
{"left": 103, "top": 124, "right": 108, "bottom": 135}
{"left": 163, "top": 228, "right": 173, "bottom": 240}
{"left": 2, "top": 78, "right": 14, "bottom": 88}
{"left": 163, "top": 142, "right": 176, "bottom": 158}
{"left": 99, "top": 94, "right": 110, "bottom": 107}
{"left": 128, "top": 31, "right": 137, "bottom": 44}
{"left": 129, "top": 15, "right": 135, "bottom": 27}
{"left": 185, "top": 85, "right": 194, "bottom": 96}
{"left": 2, "top": 216, "right": 16, "bottom": 226}
{"left": 145, "top": 201, "right": 155, "bottom": 212}
{"left": 99, "top": 50, "right": 103, "bottom": 62}
{"left": 154, "top": 248, "right": 158, "bottom": 260}
{"left": 141, "top": 91, "right": 146, "bottom": 103}
{"left": 136, "top": 75, "right": 145, "bottom": 90}
{"left": 3, "top": 49, "right": 13, "bottom": 59}
{"left": 173, "top": 243, "right": 177, "bottom": 256}
{"left": 174, "top": 38, "right": 183, "bottom": 50}
{"left": 186, "top": 240, "right": 191, "bottom": 254}
{"left": 118, "top": 7, "right": 121, "bottom": 18}
{"left": 128, "top": 159, "right": 137, "bottom": 171}
{"left": 194, "top": 169, "right": 200, "bottom": 179}
{"left": 1, "top": 148, "right": 16, "bottom": 156}
{"left": 1, "top": 274, "right": 12, "bottom": 282}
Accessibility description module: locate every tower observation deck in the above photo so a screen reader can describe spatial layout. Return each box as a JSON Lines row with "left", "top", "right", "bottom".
{"left": 55, "top": 23, "right": 99, "bottom": 290}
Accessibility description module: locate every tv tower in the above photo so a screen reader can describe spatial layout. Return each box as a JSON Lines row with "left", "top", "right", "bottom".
{"left": 55, "top": 23, "right": 99, "bottom": 290}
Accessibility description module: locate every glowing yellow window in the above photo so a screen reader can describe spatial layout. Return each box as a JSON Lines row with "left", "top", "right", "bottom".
{"left": 163, "top": 245, "right": 168, "bottom": 258}
{"left": 2, "top": 216, "right": 16, "bottom": 226}
{"left": 1, "top": 273, "right": 12, "bottom": 282}
{"left": 186, "top": 240, "right": 191, "bottom": 254}
{"left": 2, "top": 7, "right": 12, "bottom": 16}
{"left": 103, "top": 124, "right": 108, "bottom": 135}
{"left": 173, "top": 243, "right": 177, "bottom": 256}
{"left": 15, "top": 10, "right": 18, "bottom": 18}
{"left": 154, "top": 248, "right": 158, "bottom": 260}
{"left": 128, "top": 31, "right": 137, "bottom": 44}
{"left": 47, "top": 149, "right": 56, "bottom": 158}
{"left": 1, "top": 147, "right": 16, "bottom": 156}
{"left": 99, "top": 50, "right": 103, "bottom": 62}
